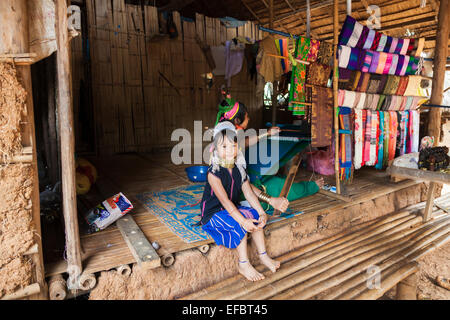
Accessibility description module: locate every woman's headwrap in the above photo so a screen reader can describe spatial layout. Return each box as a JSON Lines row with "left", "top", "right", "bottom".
{"left": 214, "top": 94, "right": 236, "bottom": 125}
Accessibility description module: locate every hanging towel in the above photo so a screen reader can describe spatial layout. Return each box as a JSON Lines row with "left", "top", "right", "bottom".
{"left": 225, "top": 40, "right": 245, "bottom": 87}
{"left": 383, "top": 112, "right": 390, "bottom": 167}
{"left": 375, "top": 111, "right": 385, "bottom": 169}
{"left": 376, "top": 34, "right": 388, "bottom": 52}
{"left": 383, "top": 36, "right": 393, "bottom": 53}
{"left": 375, "top": 52, "right": 388, "bottom": 74}
{"left": 339, "top": 107, "right": 353, "bottom": 181}
{"left": 354, "top": 109, "right": 364, "bottom": 169}
{"left": 367, "top": 111, "right": 379, "bottom": 166}
{"left": 338, "top": 45, "right": 351, "bottom": 69}
{"left": 338, "top": 89, "right": 346, "bottom": 106}
{"left": 371, "top": 31, "right": 382, "bottom": 51}
{"left": 356, "top": 25, "right": 370, "bottom": 48}
{"left": 363, "top": 110, "right": 372, "bottom": 165}
{"left": 394, "top": 38, "right": 404, "bottom": 55}
{"left": 348, "top": 20, "right": 364, "bottom": 48}
{"left": 410, "top": 110, "right": 420, "bottom": 153}
{"left": 369, "top": 51, "right": 380, "bottom": 73}
{"left": 339, "top": 15, "right": 357, "bottom": 46}
{"left": 388, "top": 111, "right": 398, "bottom": 161}
{"left": 389, "top": 38, "right": 398, "bottom": 53}
{"left": 311, "top": 86, "right": 333, "bottom": 147}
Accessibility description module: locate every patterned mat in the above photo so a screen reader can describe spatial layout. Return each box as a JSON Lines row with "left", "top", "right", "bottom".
{"left": 136, "top": 184, "right": 304, "bottom": 243}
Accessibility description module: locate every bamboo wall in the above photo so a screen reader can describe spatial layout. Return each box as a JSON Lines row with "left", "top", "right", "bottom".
{"left": 72, "top": 1, "right": 264, "bottom": 155}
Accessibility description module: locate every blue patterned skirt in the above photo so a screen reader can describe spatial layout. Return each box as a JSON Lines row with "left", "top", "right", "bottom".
{"left": 202, "top": 206, "right": 260, "bottom": 249}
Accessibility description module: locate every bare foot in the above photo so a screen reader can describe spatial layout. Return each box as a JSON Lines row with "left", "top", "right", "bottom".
{"left": 259, "top": 254, "right": 280, "bottom": 273}
{"left": 238, "top": 262, "right": 265, "bottom": 281}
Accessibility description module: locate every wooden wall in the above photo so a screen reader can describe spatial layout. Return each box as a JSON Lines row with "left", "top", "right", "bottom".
{"left": 72, "top": 1, "right": 264, "bottom": 155}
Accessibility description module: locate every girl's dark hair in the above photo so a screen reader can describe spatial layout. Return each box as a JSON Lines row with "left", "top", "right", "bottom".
{"left": 219, "top": 102, "right": 248, "bottom": 126}
{"left": 213, "top": 120, "right": 237, "bottom": 148}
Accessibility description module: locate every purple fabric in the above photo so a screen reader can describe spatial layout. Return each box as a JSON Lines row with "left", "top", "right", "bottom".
{"left": 356, "top": 26, "right": 370, "bottom": 48}
{"left": 395, "top": 38, "right": 404, "bottom": 54}
{"left": 395, "top": 55, "right": 405, "bottom": 75}
{"left": 363, "top": 29, "right": 376, "bottom": 50}
{"left": 225, "top": 40, "right": 245, "bottom": 87}
{"left": 369, "top": 51, "right": 380, "bottom": 73}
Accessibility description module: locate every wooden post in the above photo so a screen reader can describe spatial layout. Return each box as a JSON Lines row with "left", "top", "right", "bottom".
{"left": 427, "top": 0, "right": 449, "bottom": 144}
{"left": 306, "top": 0, "right": 311, "bottom": 38}
{"left": 333, "top": 0, "right": 341, "bottom": 194}
{"left": 346, "top": 0, "right": 352, "bottom": 15}
{"left": 269, "top": 0, "right": 277, "bottom": 125}
{"left": 396, "top": 273, "right": 418, "bottom": 300}
{"left": 55, "top": 0, "right": 83, "bottom": 289}
{"left": 423, "top": 182, "right": 437, "bottom": 221}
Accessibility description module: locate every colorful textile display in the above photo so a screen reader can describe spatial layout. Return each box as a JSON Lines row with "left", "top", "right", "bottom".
{"left": 307, "top": 63, "right": 332, "bottom": 87}
{"left": 276, "top": 38, "right": 291, "bottom": 73}
{"left": 311, "top": 86, "right": 333, "bottom": 147}
{"left": 316, "top": 41, "right": 334, "bottom": 66}
{"left": 375, "top": 112, "right": 385, "bottom": 170}
{"left": 354, "top": 109, "right": 364, "bottom": 169}
{"left": 289, "top": 36, "right": 311, "bottom": 115}
{"left": 339, "top": 15, "right": 424, "bottom": 57}
{"left": 339, "top": 107, "right": 353, "bottom": 181}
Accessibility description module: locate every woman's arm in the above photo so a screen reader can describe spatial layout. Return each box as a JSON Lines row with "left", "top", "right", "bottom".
{"left": 208, "top": 173, "right": 258, "bottom": 232}
{"left": 241, "top": 180, "right": 269, "bottom": 229}
{"left": 250, "top": 184, "right": 289, "bottom": 214}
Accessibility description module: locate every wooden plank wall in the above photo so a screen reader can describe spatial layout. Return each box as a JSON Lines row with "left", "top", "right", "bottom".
{"left": 75, "top": 1, "right": 263, "bottom": 155}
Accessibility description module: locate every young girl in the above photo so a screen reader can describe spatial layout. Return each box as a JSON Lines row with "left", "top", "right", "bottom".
{"left": 200, "top": 121, "right": 280, "bottom": 281}
{"left": 219, "top": 100, "right": 325, "bottom": 206}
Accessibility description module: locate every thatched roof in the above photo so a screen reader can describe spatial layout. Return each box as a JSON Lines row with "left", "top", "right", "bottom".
{"left": 147, "top": 0, "right": 447, "bottom": 53}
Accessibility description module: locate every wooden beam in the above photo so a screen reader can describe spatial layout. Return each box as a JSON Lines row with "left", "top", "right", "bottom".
{"left": 0, "top": 283, "right": 41, "bottom": 300}
{"left": 427, "top": 0, "right": 449, "bottom": 143}
{"left": 241, "top": 0, "right": 263, "bottom": 24}
{"left": 273, "top": 153, "right": 302, "bottom": 217}
{"left": 423, "top": 182, "right": 437, "bottom": 222}
{"left": 55, "top": 0, "right": 83, "bottom": 290}
{"left": 116, "top": 216, "right": 161, "bottom": 270}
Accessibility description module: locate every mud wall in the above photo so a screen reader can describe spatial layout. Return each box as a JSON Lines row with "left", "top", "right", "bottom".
{"left": 0, "top": 62, "right": 36, "bottom": 298}
{"left": 89, "top": 182, "right": 436, "bottom": 300}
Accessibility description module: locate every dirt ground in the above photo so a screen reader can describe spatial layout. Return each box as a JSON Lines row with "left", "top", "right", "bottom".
{"left": 383, "top": 240, "right": 450, "bottom": 300}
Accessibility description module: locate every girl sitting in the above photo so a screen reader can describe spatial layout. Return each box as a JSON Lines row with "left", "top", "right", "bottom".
{"left": 200, "top": 121, "right": 281, "bottom": 281}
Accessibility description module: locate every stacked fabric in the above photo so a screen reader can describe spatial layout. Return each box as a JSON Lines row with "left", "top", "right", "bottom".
{"left": 338, "top": 89, "right": 427, "bottom": 111}
{"left": 338, "top": 71, "right": 430, "bottom": 97}
{"left": 339, "top": 15, "right": 424, "bottom": 57}
{"left": 353, "top": 109, "right": 420, "bottom": 170}
{"left": 338, "top": 45, "right": 421, "bottom": 76}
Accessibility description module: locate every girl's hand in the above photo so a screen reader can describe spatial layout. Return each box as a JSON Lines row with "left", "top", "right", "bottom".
{"left": 241, "top": 218, "right": 259, "bottom": 233}
{"left": 268, "top": 127, "right": 281, "bottom": 136}
{"left": 269, "top": 197, "right": 289, "bottom": 213}
{"left": 314, "top": 177, "right": 325, "bottom": 189}
{"left": 257, "top": 213, "right": 268, "bottom": 229}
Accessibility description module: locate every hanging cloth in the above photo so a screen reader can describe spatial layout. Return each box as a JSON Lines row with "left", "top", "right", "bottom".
{"left": 311, "top": 86, "right": 333, "bottom": 147}
{"left": 354, "top": 109, "right": 364, "bottom": 169}
{"left": 363, "top": 110, "right": 372, "bottom": 165}
{"left": 289, "top": 36, "right": 311, "bottom": 115}
{"left": 388, "top": 111, "right": 398, "bottom": 160}
{"left": 375, "top": 112, "right": 385, "bottom": 169}
{"left": 383, "top": 112, "right": 390, "bottom": 167}
{"left": 339, "top": 107, "right": 353, "bottom": 181}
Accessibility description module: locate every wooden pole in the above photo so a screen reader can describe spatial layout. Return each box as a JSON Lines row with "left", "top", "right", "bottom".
{"left": 55, "top": 0, "right": 83, "bottom": 289}
{"left": 306, "top": 0, "right": 311, "bottom": 38}
{"left": 423, "top": 182, "right": 437, "bottom": 221}
{"left": 333, "top": 0, "right": 341, "bottom": 194}
{"left": 0, "top": 283, "right": 41, "bottom": 300}
{"left": 346, "top": 0, "right": 352, "bottom": 15}
{"left": 269, "top": 0, "right": 277, "bottom": 126}
{"left": 396, "top": 273, "right": 418, "bottom": 300}
{"left": 354, "top": 261, "right": 419, "bottom": 300}
{"left": 48, "top": 275, "right": 67, "bottom": 300}
{"left": 427, "top": 0, "right": 449, "bottom": 144}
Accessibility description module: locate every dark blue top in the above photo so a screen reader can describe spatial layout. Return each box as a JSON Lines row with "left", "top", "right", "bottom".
{"left": 200, "top": 165, "right": 248, "bottom": 225}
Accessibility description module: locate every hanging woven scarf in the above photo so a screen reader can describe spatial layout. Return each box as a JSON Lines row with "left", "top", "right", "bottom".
{"left": 289, "top": 36, "right": 311, "bottom": 115}
{"left": 361, "top": 110, "right": 367, "bottom": 167}
{"left": 363, "top": 110, "right": 372, "bottom": 165}
{"left": 307, "top": 39, "right": 321, "bottom": 62}
{"left": 396, "top": 76, "right": 409, "bottom": 95}
{"left": 356, "top": 72, "right": 371, "bottom": 92}
{"left": 410, "top": 110, "right": 420, "bottom": 153}
{"left": 397, "top": 111, "right": 409, "bottom": 156}
{"left": 311, "top": 86, "right": 333, "bottom": 147}
{"left": 354, "top": 109, "right": 364, "bottom": 169}
{"left": 317, "top": 41, "right": 334, "bottom": 66}
{"left": 307, "top": 63, "right": 332, "bottom": 87}
{"left": 388, "top": 111, "right": 398, "bottom": 161}
{"left": 375, "top": 112, "right": 385, "bottom": 169}
{"left": 339, "top": 107, "right": 353, "bottom": 181}
{"left": 383, "top": 112, "right": 390, "bottom": 167}
{"left": 367, "top": 111, "right": 379, "bottom": 166}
